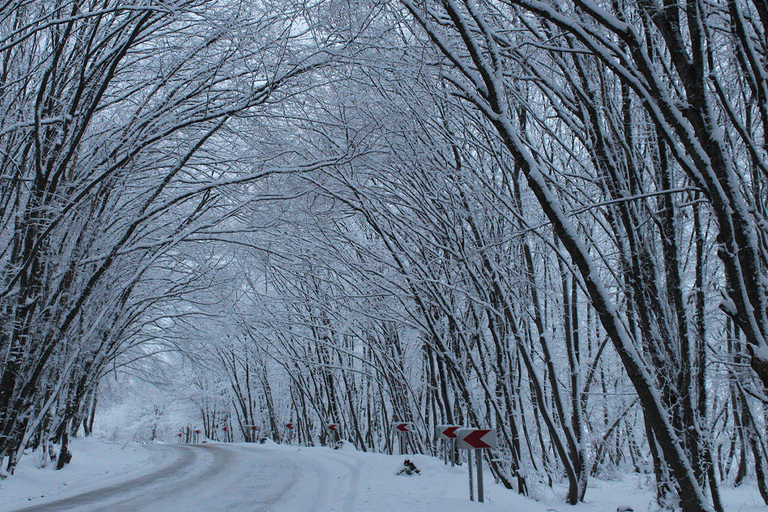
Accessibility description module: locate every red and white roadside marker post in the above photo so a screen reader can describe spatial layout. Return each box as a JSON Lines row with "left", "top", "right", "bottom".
{"left": 177, "top": 432, "right": 183, "bottom": 443}
{"left": 391, "top": 421, "right": 413, "bottom": 455}
{"left": 246, "top": 425, "right": 259, "bottom": 443}
{"left": 435, "top": 424, "right": 460, "bottom": 466}
{"left": 326, "top": 422, "right": 340, "bottom": 445}
{"left": 285, "top": 422, "right": 294, "bottom": 444}
{"left": 194, "top": 429, "right": 201, "bottom": 444}
{"left": 222, "top": 425, "right": 229, "bottom": 443}
{"left": 457, "top": 428, "right": 497, "bottom": 503}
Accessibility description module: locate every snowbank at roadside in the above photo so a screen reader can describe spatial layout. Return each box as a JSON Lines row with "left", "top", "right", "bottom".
{"left": 0, "top": 436, "right": 158, "bottom": 511}
{"left": 280, "top": 442, "right": 767, "bottom": 512}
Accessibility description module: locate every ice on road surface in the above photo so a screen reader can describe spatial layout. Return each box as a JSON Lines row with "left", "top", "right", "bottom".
{"left": 1, "top": 440, "right": 765, "bottom": 512}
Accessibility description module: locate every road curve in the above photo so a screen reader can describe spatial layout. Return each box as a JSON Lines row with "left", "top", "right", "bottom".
{"left": 12, "top": 444, "right": 212, "bottom": 512}
{"left": 13, "top": 444, "right": 198, "bottom": 512}
{"left": 8, "top": 443, "right": 359, "bottom": 512}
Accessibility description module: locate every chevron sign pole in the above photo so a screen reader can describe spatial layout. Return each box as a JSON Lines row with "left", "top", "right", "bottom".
{"left": 326, "top": 422, "right": 340, "bottom": 445}
{"left": 435, "top": 424, "right": 461, "bottom": 466}
{"left": 392, "top": 421, "right": 413, "bottom": 455}
{"left": 456, "top": 428, "right": 496, "bottom": 503}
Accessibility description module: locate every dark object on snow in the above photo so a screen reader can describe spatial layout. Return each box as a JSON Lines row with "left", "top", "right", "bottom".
{"left": 617, "top": 507, "right": 634, "bottom": 512}
{"left": 397, "top": 459, "right": 421, "bottom": 476}
{"left": 259, "top": 437, "right": 268, "bottom": 444}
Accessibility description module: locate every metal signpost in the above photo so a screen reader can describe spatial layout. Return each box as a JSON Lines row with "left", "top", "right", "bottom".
{"left": 326, "top": 422, "right": 340, "bottom": 444}
{"left": 457, "top": 428, "right": 497, "bottom": 503}
{"left": 285, "top": 422, "right": 294, "bottom": 444}
{"left": 194, "top": 429, "right": 201, "bottom": 443}
{"left": 435, "top": 424, "right": 460, "bottom": 466}
{"left": 391, "top": 421, "right": 413, "bottom": 455}
{"left": 245, "top": 425, "right": 259, "bottom": 442}
{"left": 222, "top": 425, "right": 229, "bottom": 443}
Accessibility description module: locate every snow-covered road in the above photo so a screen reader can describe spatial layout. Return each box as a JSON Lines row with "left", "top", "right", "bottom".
{"left": 11, "top": 443, "right": 361, "bottom": 512}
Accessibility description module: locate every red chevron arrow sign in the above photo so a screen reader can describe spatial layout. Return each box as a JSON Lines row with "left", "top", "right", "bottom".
{"left": 457, "top": 428, "right": 496, "bottom": 449}
{"left": 326, "top": 423, "right": 339, "bottom": 432}
{"left": 393, "top": 422, "right": 413, "bottom": 433}
{"left": 435, "top": 424, "right": 460, "bottom": 440}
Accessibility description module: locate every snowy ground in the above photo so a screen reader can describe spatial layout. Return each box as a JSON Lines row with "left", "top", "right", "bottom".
{"left": 0, "top": 439, "right": 764, "bottom": 511}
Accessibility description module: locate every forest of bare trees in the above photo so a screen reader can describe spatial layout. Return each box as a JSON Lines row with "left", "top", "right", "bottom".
{"left": 2, "top": 0, "right": 768, "bottom": 511}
